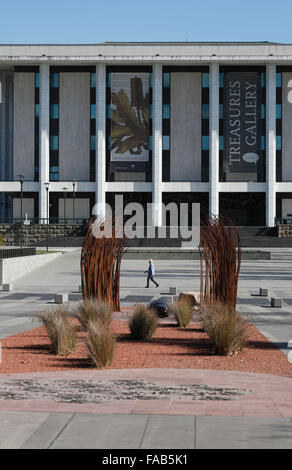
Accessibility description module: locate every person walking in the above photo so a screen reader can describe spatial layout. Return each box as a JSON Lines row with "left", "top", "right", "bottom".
{"left": 145, "top": 259, "right": 159, "bottom": 288}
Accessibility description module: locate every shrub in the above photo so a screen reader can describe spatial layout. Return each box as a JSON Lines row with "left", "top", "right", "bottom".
{"left": 73, "top": 299, "right": 112, "bottom": 331}
{"left": 169, "top": 298, "right": 193, "bottom": 327}
{"left": 37, "top": 306, "right": 77, "bottom": 356}
{"left": 0, "top": 234, "right": 4, "bottom": 246}
{"left": 128, "top": 304, "right": 158, "bottom": 340}
{"left": 200, "top": 302, "right": 249, "bottom": 356}
{"left": 86, "top": 320, "right": 115, "bottom": 368}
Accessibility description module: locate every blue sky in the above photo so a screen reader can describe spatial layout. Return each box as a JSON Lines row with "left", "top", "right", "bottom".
{"left": 0, "top": 0, "right": 291, "bottom": 44}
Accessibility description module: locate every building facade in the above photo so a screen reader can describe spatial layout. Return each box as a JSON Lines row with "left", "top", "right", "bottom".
{"left": 1, "top": 42, "right": 292, "bottom": 227}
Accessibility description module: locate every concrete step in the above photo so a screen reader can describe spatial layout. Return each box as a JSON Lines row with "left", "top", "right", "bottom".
{"left": 270, "top": 253, "right": 292, "bottom": 260}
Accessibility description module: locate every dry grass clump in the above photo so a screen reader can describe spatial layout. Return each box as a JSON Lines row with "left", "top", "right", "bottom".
{"left": 128, "top": 304, "right": 158, "bottom": 340}
{"left": 37, "top": 306, "right": 77, "bottom": 356}
{"left": 169, "top": 298, "right": 193, "bottom": 328}
{"left": 73, "top": 299, "right": 112, "bottom": 331}
{"left": 86, "top": 320, "right": 115, "bottom": 368}
{"left": 200, "top": 302, "right": 249, "bottom": 356}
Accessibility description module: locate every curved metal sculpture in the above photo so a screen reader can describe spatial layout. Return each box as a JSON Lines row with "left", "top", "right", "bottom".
{"left": 200, "top": 215, "right": 241, "bottom": 312}
{"left": 80, "top": 217, "right": 127, "bottom": 311}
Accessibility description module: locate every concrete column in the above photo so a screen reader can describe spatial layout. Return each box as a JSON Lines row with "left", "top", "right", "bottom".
{"left": 152, "top": 63, "right": 163, "bottom": 226}
{"left": 209, "top": 63, "right": 220, "bottom": 217}
{"left": 0, "top": 73, "right": 7, "bottom": 180}
{"left": 95, "top": 63, "right": 106, "bottom": 219}
{"left": 266, "top": 63, "right": 276, "bottom": 227}
{"left": 39, "top": 64, "right": 50, "bottom": 220}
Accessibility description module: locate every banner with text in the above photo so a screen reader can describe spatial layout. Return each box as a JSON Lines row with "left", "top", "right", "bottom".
{"left": 224, "top": 71, "right": 261, "bottom": 177}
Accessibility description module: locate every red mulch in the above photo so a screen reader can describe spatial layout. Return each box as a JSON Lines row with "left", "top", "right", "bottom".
{"left": 0, "top": 319, "right": 291, "bottom": 377}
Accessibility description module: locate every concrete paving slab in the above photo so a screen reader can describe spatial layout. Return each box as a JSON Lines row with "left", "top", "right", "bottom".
{"left": 21, "top": 412, "right": 74, "bottom": 449}
{"left": 1, "top": 412, "right": 292, "bottom": 449}
{"left": 196, "top": 416, "right": 292, "bottom": 449}
{"left": 140, "top": 415, "right": 195, "bottom": 449}
{"left": 50, "top": 413, "right": 149, "bottom": 449}
{"left": 0, "top": 411, "right": 50, "bottom": 449}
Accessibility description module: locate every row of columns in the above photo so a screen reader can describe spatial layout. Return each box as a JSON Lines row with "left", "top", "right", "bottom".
{"left": 38, "top": 62, "right": 277, "bottom": 227}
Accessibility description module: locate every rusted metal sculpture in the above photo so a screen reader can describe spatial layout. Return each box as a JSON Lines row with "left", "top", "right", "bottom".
{"left": 80, "top": 216, "right": 127, "bottom": 311}
{"left": 200, "top": 215, "right": 241, "bottom": 312}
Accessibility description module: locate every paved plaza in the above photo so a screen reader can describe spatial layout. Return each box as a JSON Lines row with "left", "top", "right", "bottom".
{"left": 0, "top": 249, "right": 291, "bottom": 355}
{"left": 0, "top": 248, "right": 292, "bottom": 449}
{"left": 0, "top": 369, "right": 292, "bottom": 449}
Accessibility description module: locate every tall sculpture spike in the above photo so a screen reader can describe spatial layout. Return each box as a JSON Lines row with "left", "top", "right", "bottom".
{"left": 200, "top": 215, "right": 241, "bottom": 312}
{"left": 80, "top": 216, "right": 127, "bottom": 311}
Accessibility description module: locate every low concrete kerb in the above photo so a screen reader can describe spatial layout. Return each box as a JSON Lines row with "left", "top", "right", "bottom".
{"left": 54, "top": 294, "right": 69, "bottom": 304}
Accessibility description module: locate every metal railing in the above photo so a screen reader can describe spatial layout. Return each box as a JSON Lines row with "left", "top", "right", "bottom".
{"left": 275, "top": 217, "right": 292, "bottom": 225}
{"left": 0, "top": 217, "right": 90, "bottom": 225}
{"left": 0, "top": 247, "right": 36, "bottom": 259}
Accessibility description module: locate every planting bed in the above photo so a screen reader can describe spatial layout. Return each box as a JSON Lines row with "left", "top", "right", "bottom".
{"left": 0, "top": 314, "right": 291, "bottom": 377}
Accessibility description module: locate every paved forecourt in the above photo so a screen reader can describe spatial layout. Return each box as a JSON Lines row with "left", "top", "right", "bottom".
{"left": 0, "top": 250, "right": 291, "bottom": 356}
{"left": 0, "top": 369, "right": 291, "bottom": 449}
{"left": 1, "top": 412, "right": 292, "bottom": 449}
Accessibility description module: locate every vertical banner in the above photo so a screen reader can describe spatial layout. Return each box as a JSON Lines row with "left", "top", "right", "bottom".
{"left": 224, "top": 72, "right": 262, "bottom": 179}
{"left": 110, "top": 73, "right": 149, "bottom": 162}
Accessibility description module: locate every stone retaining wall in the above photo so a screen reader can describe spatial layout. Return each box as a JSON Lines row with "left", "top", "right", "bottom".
{"left": 0, "top": 224, "right": 87, "bottom": 246}
{"left": 277, "top": 224, "right": 292, "bottom": 238}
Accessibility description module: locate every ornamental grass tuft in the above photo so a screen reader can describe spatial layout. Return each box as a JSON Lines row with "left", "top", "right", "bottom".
{"left": 200, "top": 302, "right": 249, "bottom": 356}
{"left": 73, "top": 299, "right": 112, "bottom": 331}
{"left": 37, "top": 306, "right": 77, "bottom": 356}
{"left": 169, "top": 298, "right": 193, "bottom": 328}
{"left": 128, "top": 304, "right": 158, "bottom": 340}
{"left": 86, "top": 320, "right": 115, "bottom": 368}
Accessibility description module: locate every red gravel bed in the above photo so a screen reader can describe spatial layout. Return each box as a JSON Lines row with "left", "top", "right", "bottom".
{"left": 0, "top": 320, "right": 291, "bottom": 377}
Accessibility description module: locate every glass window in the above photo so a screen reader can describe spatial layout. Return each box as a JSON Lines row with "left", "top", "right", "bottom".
{"left": 149, "top": 104, "right": 152, "bottom": 120}
{"left": 149, "top": 135, "right": 152, "bottom": 151}
{"left": 162, "top": 104, "right": 170, "bottom": 119}
{"left": 107, "top": 136, "right": 111, "bottom": 150}
{"left": 261, "top": 136, "right": 266, "bottom": 150}
{"left": 35, "top": 73, "right": 40, "bottom": 88}
{"left": 106, "top": 73, "right": 111, "bottom": 88}
{"left": 106, "top": 104, "right": 111, "bottom": 119}
{"left": 202, "top": 73, "right": 209, "bottom": 88}
{"left": 50, "top": 172, "right": 59, "bottom": 181}
{"left": 219, "top": 73, "right": 224, "bottom": 88}
{"left": 35, "top": 104, "right": 40, "bottom": 118}
{"left": 50, "top": 136, "right": 59, "bottom": 150}
{"left": 163, "top": 73, "right": 170, "bottom": 88}
{"left": 163, "top": 136, "right": 170, "bottom": 150}
{"left": 50, "top": 104, "right": 59, "bottom": 119}
{"left": 50, "top": 73, "right": 59, "bottom": 88}
{"left": 90, "top": 73, "right": 96, "bottom": 88}
{"left": 261, "top": 104, "right": 266, "bottom": 119}
{"left": 276, "top": 136, "right": 282, "bottom": 150}
{"left": 276, "top": 104, "right": 282, "bottom": 119}
{"left": 90, "top": 136, "right": 96, "bottom": 150}
{"left": 149, "top": 73, "right": 153, "bottom": 88}
{"left": 202, "top": 136, "right": 209, "bottom": 151}
{"left": 276, "top": 72, "right": 282, "bottom": 88}
{"left": 260, "top": 73, "right": 266, "bottom": 88}
{"left": 219, "top": 136, "right": 224, "bottom": 151}
{"left": 219, "top": 104, "right": 223, "bottom": 119}
{"left": 90, "top": 104, "right": 96, "bottom": 119}
{"left": 202, "top": 104, "right": 209, "bottom": 119}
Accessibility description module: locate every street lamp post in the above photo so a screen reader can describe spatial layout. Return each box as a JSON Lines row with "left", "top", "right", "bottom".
{"left": 18, "top": 175, "right": 24, "bottom": 247}
{"left": 72, "top": 179, "right": 76, "bottom": 225}
{"left": 63, "top": 187, "right": 68, "bottom": 248}
{"left": 44, "top": 182, "right": 50, "bottom": 252}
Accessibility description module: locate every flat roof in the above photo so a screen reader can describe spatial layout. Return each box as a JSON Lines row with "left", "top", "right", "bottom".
{"left": 0, "top": 41, "right": 290, "bottom": 46}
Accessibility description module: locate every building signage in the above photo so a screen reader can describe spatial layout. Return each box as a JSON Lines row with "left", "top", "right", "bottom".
{"left": 224, "top": 72, "right": 261, "bottom": 176}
